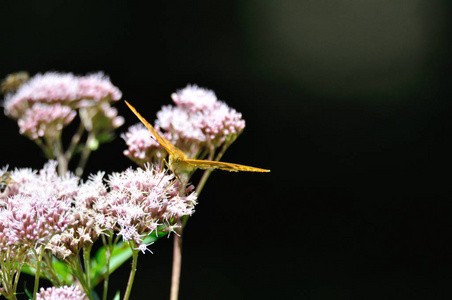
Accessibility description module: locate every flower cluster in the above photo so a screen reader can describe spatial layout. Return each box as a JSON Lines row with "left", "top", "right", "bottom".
{"left": 101, "top": 165, "right": 196, "bottom": 252}
{"left": 46, "top": 171, "right": 111, "bottom": 259}
{"left": 35, "top": 285, "right": 85, "bottom": 300}
{"left": 18, "top": 103, "right": 76, "bottom": 139}
{"left": 3, "top": 71, "right": 124, "bottom": 142}
{"left": 1, "top": 161, "right": 197, "bottom": 260}
{"left": 0, "top": 161, "right": 77, "bottom": 250}
{"left": 122, "top": 84, "right": 246, "bottom": 165}
{"left": 121, "top": 124, "right": 168, "bottom": 165}
{"left": 38, "top": 163, "right": 197, "bottom": 258}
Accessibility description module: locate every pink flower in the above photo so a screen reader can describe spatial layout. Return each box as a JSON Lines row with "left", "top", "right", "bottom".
{"left": 46, "top": 172, "right": 109, "bottom": 259}
{"left": 121, "top": 123, "right": 169, "bottom": 166}
{"left": 156, "top": 105, "right": 206, "bottom": 142}
{"left": 123, "top": 84, "right": 246, "bottom": 163}
{"left": 158, "top": 85, "right": 246, "bottom": 149}
{"left": 171, "top": 84, "right": 218, "bottom": 112}
{"left": 3, "top": 71, "right": 124, "bottom": 156}
{"left": 4, "top": 71, "right": 122, "bottom": 119}
{"left": 104, "top": 165, "right": 197, "bottom": 249}
{"left": 0, "top": 161, "right": 77, "bottom": 248}
{"left": 4, "top": 72, "right": 80, "bottom": 118}
{"left": 35, "top": 285, "right": 85, "bottom": 300}
{"left": 4, "top": 192, "right": 72, "bottom": 247}
{"left": 78, "top": 72, "right": 122, "bottom": 102}
{"left": 17, "top": 103, "right": 76, "bottom": 140}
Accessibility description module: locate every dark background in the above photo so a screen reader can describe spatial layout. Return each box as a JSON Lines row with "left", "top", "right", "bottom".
{"left": 1, "top": 1, "right": 451, "bottom": 299}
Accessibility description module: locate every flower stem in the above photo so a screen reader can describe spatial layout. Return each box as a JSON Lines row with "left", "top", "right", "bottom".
{"left": 32, "top": 247, "right": 45, "bottom": 300}
{"left": 64, "top": 121, "right": 86, "bottom": 160}
{"left": 170, "top": 224, "right": 183, "bottom": 300}
{"left": 101, "top": 234, "right": 113, "bottom": 300}
{"left": 123, "top": 244, "right": 139, "bottom": 300}
{"left": 75, "top": 132, "right": 95, "bottom": 177}
{"left": 83, "top": 246, "right": 92, "bottom": 292}
{"left": 71, "top": 258, "right": 93, "bottom": 300}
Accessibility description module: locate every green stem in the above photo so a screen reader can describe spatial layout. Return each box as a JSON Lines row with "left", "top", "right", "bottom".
{"left": 101, "top": 235, "right": 113, "bottom": 300}
{"left": 123, "top": 244, "right": 139, "bottom": 300}
{"left": 171, "top": 137, "right": 239, "bottom": 299}
{"left": 12, "top": 249, "right": 26, "bottom": 299}
{"left": 51, "top": 132, "right": 68, "bottom": 175}
{"left": 64, "top": 121, "right": 86, "bottom": 161}
{"left": 41, "top": 253, "right": 63, "bottom": 286}
{"left": 32, "top": 247, "right": 45, "bottom": 300}
{"left": 72, "top": 258, "right": 93, "bottom": 300}
{"left": 75, "top": 132, "right": 95, "bottom": 177}
{"left": 83, "top": 246, "right": 92, "bottom": 292}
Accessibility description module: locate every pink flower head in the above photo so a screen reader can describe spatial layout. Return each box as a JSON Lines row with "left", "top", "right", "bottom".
{"left": 78, "top": 72, "right": 122, "bottom": 103}
{"left": 17, "top": 103, "right": 76, "bottom": 140}
{"left": 121, "top": 123, "right": 168, "bottom": 166}
{"left": 123, "top": 84, "right": 246, "bottom": 163}
{"left": 3, "top": 71, "right": 122, "bottom": 119}
{"left": 171, "top": 84, "right": 218, "bottom": 112}
{"left": 0, "top": 161, "right": 77, "bottom": 248}
{"left": 158, "top": 84, "right": 246, "bottom": 148}
{"left": 105, "top": 165, "right": 197, "bottom": 248}
{"left": 4, "top": 72, "right": 80, "bottom": 118}
{"left": 4, "top": 192, "right": 72, "bottom": 247}
{"left": 35, "top": 285, "right": 85, "bottom": 300}
{"left": 46, "top": 172, "right": 109, "bottom": 259}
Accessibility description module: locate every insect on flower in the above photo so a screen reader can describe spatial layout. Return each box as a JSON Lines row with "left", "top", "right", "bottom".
{"left": 0, "top": 171, "right": 11, "bottom": 193}
{"left": 1, "top": 71, "right": 29, "bottom": 94}
{"left": 125, "top": 101, "right": 270, "bottom": 181}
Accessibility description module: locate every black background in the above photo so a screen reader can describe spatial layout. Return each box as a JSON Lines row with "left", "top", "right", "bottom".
{"left": 1, "top": 1, "right": 451, "bottom": 299}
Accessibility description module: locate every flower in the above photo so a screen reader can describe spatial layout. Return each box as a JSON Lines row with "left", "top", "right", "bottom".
{"left": 35, "top": 285, "right": 85, "bottom": 300}
{"left": 46, "top": 165, "right": 197, "bottom": 256}
{"left": 104, "top": 165, "right": 197, "bottom": 250}
{"left": 17, "top": 103, "right": 76, "bottom": 140}
{"left": 123, "top": 84, "right": 246, "bottom": 163}
{"left": 78, "top": 72, "right": 122, "bottom": 103}
{"left": 3, "top": 71, "right": 123, "bottom": 148}
{"left": 46, "top": 172, "right": 109, "bottom": 259}
{"left": 121, "top": 123, "right": 168, "bottom": 166}
{"left": 4, "top": 71, "right": 122, "bottom": 119}
{"left": 0, "top": 161, "right": 77, "bottom": 248}
{"left": 170, "top": 84, "right": 218, "bottom": 112}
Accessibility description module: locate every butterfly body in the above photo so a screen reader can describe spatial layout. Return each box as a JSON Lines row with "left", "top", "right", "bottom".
{"left": 125, "top": 101, "right": 270, "bottom": 181}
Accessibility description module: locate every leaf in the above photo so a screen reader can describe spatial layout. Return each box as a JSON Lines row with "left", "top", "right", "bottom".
{"left": 90, "top": 232, "right": 165, "bottom": 287}
{"left": 51, "top": 257, "right": 74, "bottom": 284}
{"left": 113, "top": 290, "right": 121, "bottom": 300}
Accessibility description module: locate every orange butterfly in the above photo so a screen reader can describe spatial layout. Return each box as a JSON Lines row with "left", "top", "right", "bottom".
{"left": 125, "top": 101, "right": 270, "bottom": 181}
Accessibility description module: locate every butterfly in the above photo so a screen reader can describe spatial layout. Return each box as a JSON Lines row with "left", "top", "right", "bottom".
{"left": 125, "top": 101, "right": 270, "bottom": 181}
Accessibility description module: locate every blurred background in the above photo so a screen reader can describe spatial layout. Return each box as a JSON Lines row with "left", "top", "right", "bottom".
{"left": 1, "top": 0, "right": 451, "bottom": 299}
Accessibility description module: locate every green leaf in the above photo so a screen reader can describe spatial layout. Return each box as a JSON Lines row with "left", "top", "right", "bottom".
{"left": 24, "top": 281, "right": 33, "bottom": 299}
{"left": 51, "top": 257, "right": 74, "bottom": 284}
{"left": 113, "top": 290, "right": 121, "bottom": 300}
{"left": 21, "top": 265, "right": 36, "bottom": 276}
{"left": 90, "top": 232, "right": 166, "bottom": 287}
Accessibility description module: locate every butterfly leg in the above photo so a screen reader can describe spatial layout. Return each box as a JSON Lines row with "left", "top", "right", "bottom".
{"left": 161, "top": 157, "right": 185, "bottom": 190}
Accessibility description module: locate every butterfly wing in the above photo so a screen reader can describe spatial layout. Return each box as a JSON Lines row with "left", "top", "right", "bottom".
{"left": 184, "top": 159, "right": 270, "bottom": 173}
{"left": 125, "top": 100, "right": 270, "bottom": 174}
{"left": 125, "top": 101, "right": 184, "bottom": 156}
